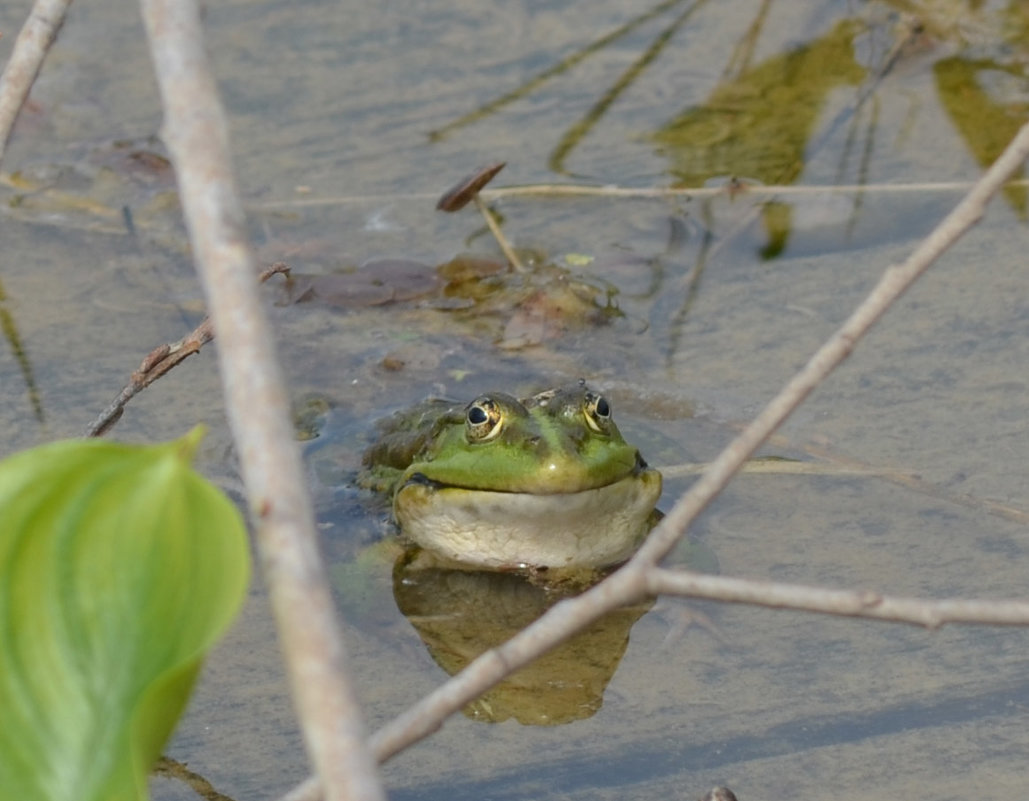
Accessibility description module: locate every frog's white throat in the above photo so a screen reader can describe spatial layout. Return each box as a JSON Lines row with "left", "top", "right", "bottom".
{"left": 393, "top": 469, "right": 662, "bottom": 569}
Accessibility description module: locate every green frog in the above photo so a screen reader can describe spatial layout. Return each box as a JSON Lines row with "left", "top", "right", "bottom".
{"left": 361, "top": 382, "right": 662, "bottom": 570}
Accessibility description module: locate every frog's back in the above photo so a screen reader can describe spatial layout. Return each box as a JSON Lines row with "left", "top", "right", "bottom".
{"left": 359, "top": 398, "right": 462, "bottom": 491}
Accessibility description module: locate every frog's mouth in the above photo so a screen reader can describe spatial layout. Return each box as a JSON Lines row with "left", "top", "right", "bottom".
{"left": 402, "top": 450, "right": 654, "bottom": 496}
{"left": 393, "top": 464, "right": 662, "bottom": 570}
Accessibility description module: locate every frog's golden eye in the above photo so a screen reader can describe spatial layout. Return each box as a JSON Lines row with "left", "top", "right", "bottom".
{"left": 583, "top": 391, "right": 612, "bottom": 433}
{"left": 466, "top": 397, "right": 504, "bottom": 442}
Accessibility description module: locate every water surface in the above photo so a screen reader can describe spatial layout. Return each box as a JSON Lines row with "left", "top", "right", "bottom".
{"left": 1, "top": 1, "right": 1028, "bottom": 800}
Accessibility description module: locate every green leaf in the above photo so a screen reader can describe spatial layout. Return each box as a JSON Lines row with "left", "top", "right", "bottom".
{"left": 0, "top": 428, "right": 250, "bottom": 801}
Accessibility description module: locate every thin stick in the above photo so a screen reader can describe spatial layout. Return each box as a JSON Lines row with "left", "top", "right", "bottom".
{"left": 87, "top": 319, "right": 213, "bottom": 438}
{"left": 0, "top": 0, "right": 73, "bottom": 165}
{"left": 484, "top": 178, "right": 1029, "bottom": 201}
{"left": 85, "top": 264, "right": 289, "bottom": 438}
{"left": 243, "top": 178, "right": 1029, "bottom": 212}
{"left": 645, "top": 569, "right": 1029, "bottom": 628}
{"left": 473, "top": 194, "right": 527, "bottom": 272}
{"left": 138, "top": 3, "right": 386, "bottom": 801}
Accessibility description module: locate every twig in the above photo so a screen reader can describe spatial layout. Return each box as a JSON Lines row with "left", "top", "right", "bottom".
{"left": 85, "top": 263, "right": 290, "bottom": 437}
{"left": 483, "top": 178, "right": 1029, "bottom": 201}
{"left": 137, "top": 3, "right": 386, "bottom": 801}
{"left": 86, "top": 320, "right": 212, "bottom": 438}
{"left": 645, "top": 569, "right": 1029, "bottom": 628}
{"left": 243, "top": 178, "right": 1029, "bottom": 212}
{"left": 0, "top": 0, "right": 72, "bottom": 165}
{"left": 473, "top": 194, "right": 526, "bottom": 272}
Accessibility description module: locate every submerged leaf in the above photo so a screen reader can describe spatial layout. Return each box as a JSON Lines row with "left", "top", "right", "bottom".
{"left": 0, "top": 428, "right": 250, "bottom": 801}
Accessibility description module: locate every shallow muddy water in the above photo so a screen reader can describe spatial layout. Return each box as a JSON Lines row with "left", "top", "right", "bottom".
{"left": 1, "top": 1, "right": 1028, "bottom": 800}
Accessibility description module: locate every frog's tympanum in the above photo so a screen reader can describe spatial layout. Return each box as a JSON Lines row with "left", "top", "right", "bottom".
{"left": 362, "top": 383, "right": 661, "bottom": 569}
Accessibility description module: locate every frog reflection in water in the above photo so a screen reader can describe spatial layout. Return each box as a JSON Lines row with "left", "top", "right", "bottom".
{"left": 361, "top": 382, "right": 662, "bottom": 570}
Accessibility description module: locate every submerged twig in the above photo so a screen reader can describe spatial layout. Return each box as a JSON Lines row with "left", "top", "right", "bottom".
{"left": 86, "top": 263, "right": 290, "bottom": 438}
{"left": 138, "top": 2, "right": 386, "bottom": 801}
{"left": 0, "top": 0, "right": 73, "bottom": 165}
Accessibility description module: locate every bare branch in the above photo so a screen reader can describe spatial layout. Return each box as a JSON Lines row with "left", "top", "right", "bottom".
{"left": 0, "top": 0, "right": 72, "bottom": 165}
{"left": 137, "top": 3, "right": 385, "bottom": 801}
{"left": 645, "top": 569, "right": 1029, "bottom": 628}
{"left": 86, "top": 321, "right": 213, "bottom": 438}
{"left": 243, "top": 178, "right": 1029, "bottom": 213}
{"left": 483, "top": 177, "right": 1029, "bottom": 201}
{"left": 86, "top": 264, "right": 290, "bottom": 437}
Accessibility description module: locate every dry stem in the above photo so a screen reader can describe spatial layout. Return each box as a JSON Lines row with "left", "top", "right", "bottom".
{"left": 484, "top": 178, "right": 1029, "bottom": 201}
{"left": 243, "top": 178, "right": 1029, "bottom": 212}
{"left": 0, "top": 0, "right": 72, "bottom": 164}
{"left": 85, "top": 263, "right": 289, "bottom": 437}
{"left": 645, "top": 570, "right": 1029, "bottom": 628}
{"left": 137, "top": 2, "right": 385, "bottom": 801}
{"left": 473, "top": 194, "right": 527, "bottom": 272}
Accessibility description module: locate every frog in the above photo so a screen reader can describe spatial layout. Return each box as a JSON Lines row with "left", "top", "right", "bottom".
{"left": 360, "top": 382, "right": 662, "bottom": 570}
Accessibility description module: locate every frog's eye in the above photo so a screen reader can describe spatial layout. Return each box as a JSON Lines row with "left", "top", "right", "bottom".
{"left": 583, "top": 391, "right": 612, "bottom": 433}
{"left": 466, "top": 397, "right": 504, "bottom": 442}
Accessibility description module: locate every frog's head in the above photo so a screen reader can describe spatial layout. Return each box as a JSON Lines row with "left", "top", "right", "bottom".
{"left": 395, "top": 383, "right": 662, "bottom": 569}
{"left": 400, "top": 385, "right": 645, "bottom": 493}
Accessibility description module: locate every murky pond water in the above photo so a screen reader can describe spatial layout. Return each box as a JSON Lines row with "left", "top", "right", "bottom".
{"left": 1, "top": 0, "right": 1028, "bottom": 799}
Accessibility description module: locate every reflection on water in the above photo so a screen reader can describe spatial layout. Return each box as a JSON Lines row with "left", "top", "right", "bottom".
{"left": 653, "top": 20, "right": 865, "bottom": 189}
{"left": 0, "top": 276, "right": 44, "bottom": 424}
{"left": 934, "top": 55, "right": 1029, "bottom": 217}
{"left": 392, "top": 548, "right": 652, "bottom": 725}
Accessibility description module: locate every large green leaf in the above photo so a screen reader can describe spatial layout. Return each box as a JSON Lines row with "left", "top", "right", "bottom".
{"left": 0, "top": 428, "right": 250, "bottom": 801}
